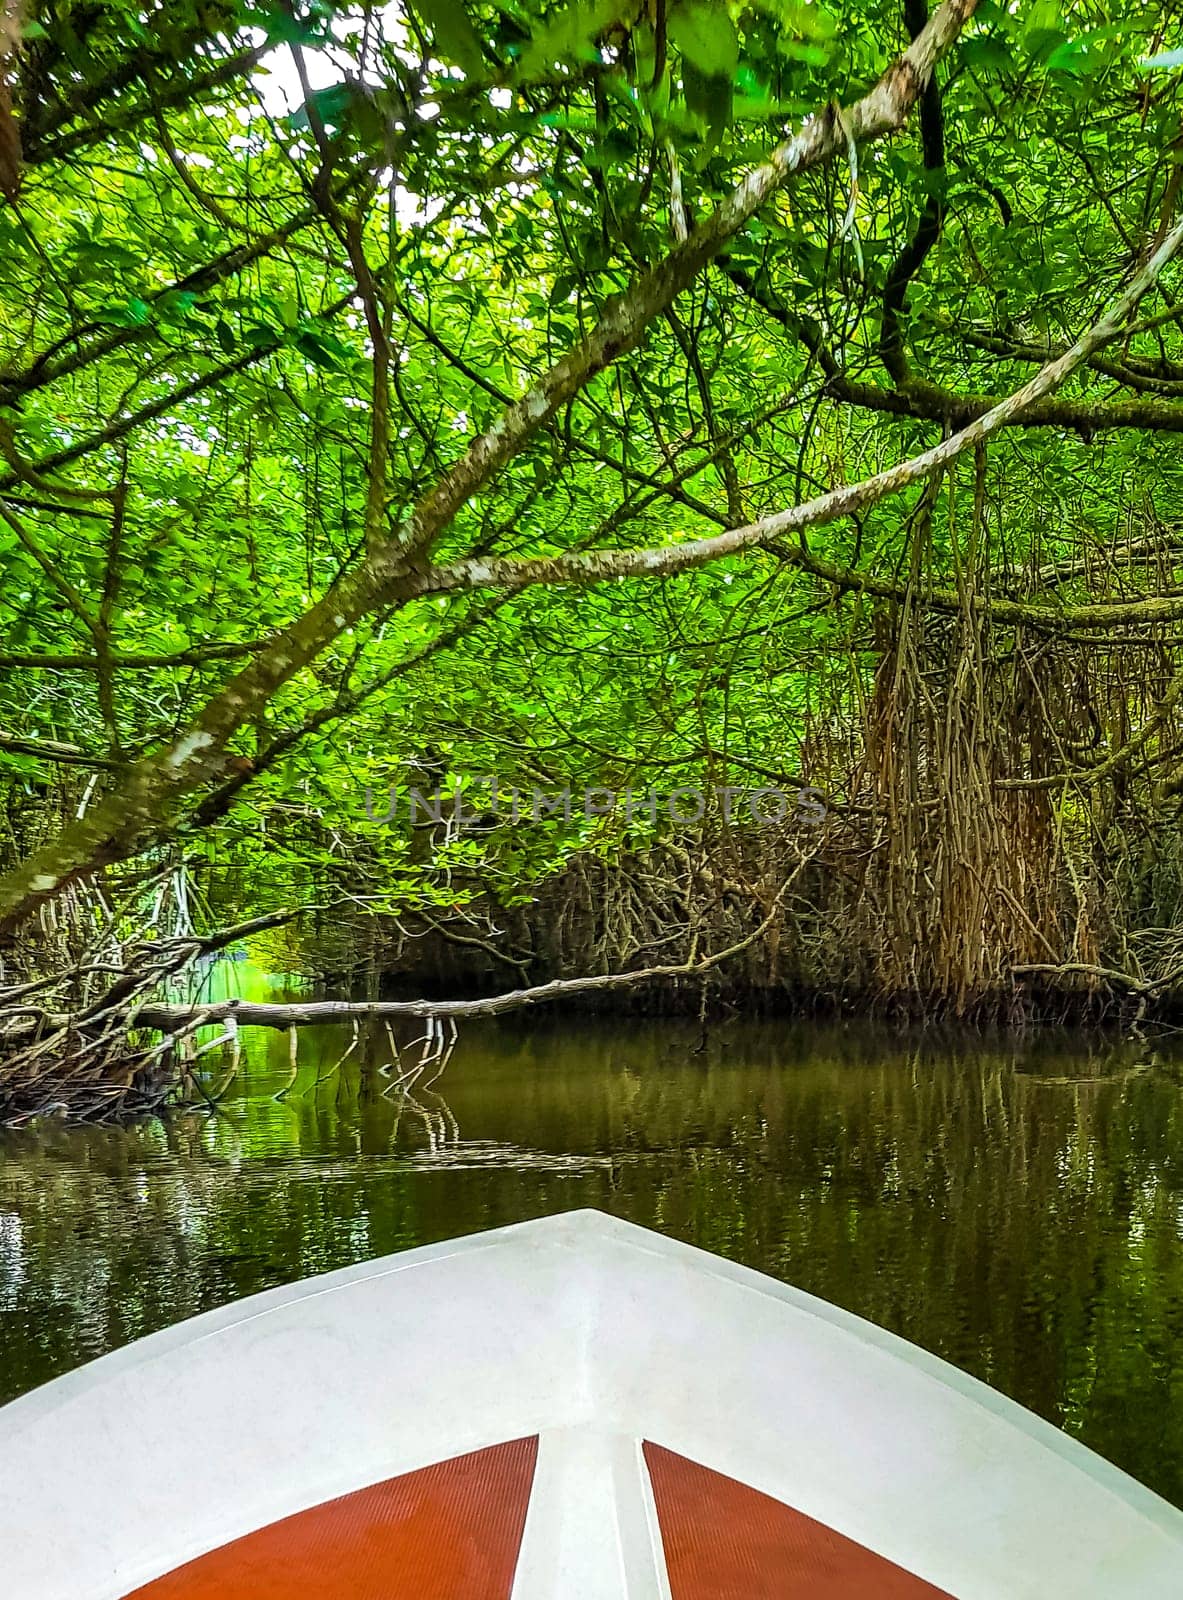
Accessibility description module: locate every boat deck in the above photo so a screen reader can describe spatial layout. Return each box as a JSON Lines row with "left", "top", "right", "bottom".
{"left": 126, "top": 1436, "right": 950, "bottom": 1599}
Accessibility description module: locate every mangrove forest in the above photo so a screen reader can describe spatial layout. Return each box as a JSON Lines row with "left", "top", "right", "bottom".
{"left": 4, "top": 0, "right": 1183, "bottom": 1120}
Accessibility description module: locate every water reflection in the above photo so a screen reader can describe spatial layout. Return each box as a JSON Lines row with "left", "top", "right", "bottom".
{"left": 1, "top": 1018, "right": 1182, "bottom": 1506}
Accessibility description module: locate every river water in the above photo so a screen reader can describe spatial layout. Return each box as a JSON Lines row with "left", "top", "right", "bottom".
{"left": 2, "top": 1013, "right": 1182, "bottom": 1507}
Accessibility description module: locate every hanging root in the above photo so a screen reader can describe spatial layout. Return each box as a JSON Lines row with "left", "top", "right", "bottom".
{"left": 0, "top": 892, "right": 302, "bottom": 1123}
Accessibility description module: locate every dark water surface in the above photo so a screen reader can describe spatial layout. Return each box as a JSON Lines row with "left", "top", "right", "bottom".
{"left": 3, "top": 1013, "right": 1183, "bottom": 1507}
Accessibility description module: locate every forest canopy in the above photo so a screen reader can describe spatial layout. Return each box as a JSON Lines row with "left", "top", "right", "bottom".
{"left": 5, "top": 0, "right": 1183, "bottom": 1114}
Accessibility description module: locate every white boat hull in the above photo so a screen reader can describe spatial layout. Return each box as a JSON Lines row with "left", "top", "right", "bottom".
{"left": 0, "top": 1209, "right": 1179, "bottom": 1596}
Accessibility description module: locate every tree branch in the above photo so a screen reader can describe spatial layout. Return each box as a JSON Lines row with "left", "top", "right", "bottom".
{"left": 408, "top": 214, "right": 1183, "bottom": 606}
{"left": 880, "top": 0, "right": 947, "bottom": 384}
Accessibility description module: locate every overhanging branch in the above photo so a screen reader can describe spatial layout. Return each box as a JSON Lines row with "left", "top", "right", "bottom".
{"left": 409, "top": 213, "right": 1183, "bottom": 612}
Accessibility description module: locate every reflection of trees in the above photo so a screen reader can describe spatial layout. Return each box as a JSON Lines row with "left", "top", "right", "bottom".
{"left": 1, "top": 1021, "right": 1182, "bottom": 1506}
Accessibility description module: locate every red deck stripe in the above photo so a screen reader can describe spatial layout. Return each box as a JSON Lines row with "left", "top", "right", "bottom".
{"left": 644, "top": 1442, "right": 956, "bottom": 1599}
{"left": 123, "top": 1436, "right": 538, "bottom": 1600}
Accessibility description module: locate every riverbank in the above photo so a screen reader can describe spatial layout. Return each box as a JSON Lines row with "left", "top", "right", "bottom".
{"left": 4, "top": 808, "right": 1183, "bottom": 1129}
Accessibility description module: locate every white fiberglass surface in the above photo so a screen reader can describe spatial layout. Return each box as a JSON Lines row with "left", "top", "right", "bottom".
{"left": 0, "top": 1211, "right": 1180, "bottom": 1599}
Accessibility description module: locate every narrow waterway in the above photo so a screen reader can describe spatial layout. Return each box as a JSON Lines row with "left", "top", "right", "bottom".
{"left": 2, "top": 1013, "right": 1182, "bottom": 1507}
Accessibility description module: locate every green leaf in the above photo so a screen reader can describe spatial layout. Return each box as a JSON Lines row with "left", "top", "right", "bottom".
{"left": 244, "top": 1, "right": 336, "bottom": 48}
{"left": 294, "top": 323, "right": 352, "bottom": 369}
{"left": 668, "top": 2, "right": 739, "bottom": 82}
{"left": 773, "top": 37, "right": 830, "bottom": 66}
{"left": 520, "top": 0, "right": 629, "bottom": 76}
{"left": 752, "top": 0, "right": 837, "bottom": 39}
{"left": 1025, "top": 0, "right": 1060, "bottom": 31}
{"left": 732, "top": 91, "right": 804, "bottom": 121}
{"left": 409, "top": 0, "right": 487, "bottom": 79}
{"left": 549, "top": 272, "right": 577, "bottom": 307}
{"left": 1023, "top": 26, "right": 1068, "bottom": 65}
{"left": 295, "top": 331, "right": 340, "bottom": 369}
{"left": 157, "top": 290, "right": 200, "bottom": 320}
{"left": 95, "top": 296, "right": 153, "bottom": 329}
{"left": 1045, "top": 38, "right": 1091, "bottom": 75}
{"left": 682, "top": 60, "right": 733, "bottom": 146}
{"left": 289, "top": 82, "right": 357, "bottom": 133}
{"left": 961, "top": 34, "right": 1013, "bottom": 75}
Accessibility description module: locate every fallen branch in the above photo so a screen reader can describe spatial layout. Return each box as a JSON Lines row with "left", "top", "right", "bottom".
{"left": 0, "top": 729, "right": 122, "bottom": 768}
{"left": 1012, "top": 962, "right": 1157, "bottom": 994}
{"left": 128, "top": 874, "right": 801, "bottom": 1032}
{"left": 1013, "top": 959, "right": 1183, "bottom": 997}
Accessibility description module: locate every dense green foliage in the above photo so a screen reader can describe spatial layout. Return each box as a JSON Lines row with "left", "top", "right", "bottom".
{"left": 5, "top": 0, "right": 1183, "bottom": 1016}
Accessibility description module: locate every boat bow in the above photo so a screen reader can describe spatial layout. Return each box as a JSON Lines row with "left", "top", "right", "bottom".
{"left": 1, "top": 1209, "right": 1179, "bottom": 1597}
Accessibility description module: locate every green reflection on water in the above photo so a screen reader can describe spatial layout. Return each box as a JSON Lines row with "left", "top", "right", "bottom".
{"left": 2, "top": 1017, "right": 1182, "bottom": 1506}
